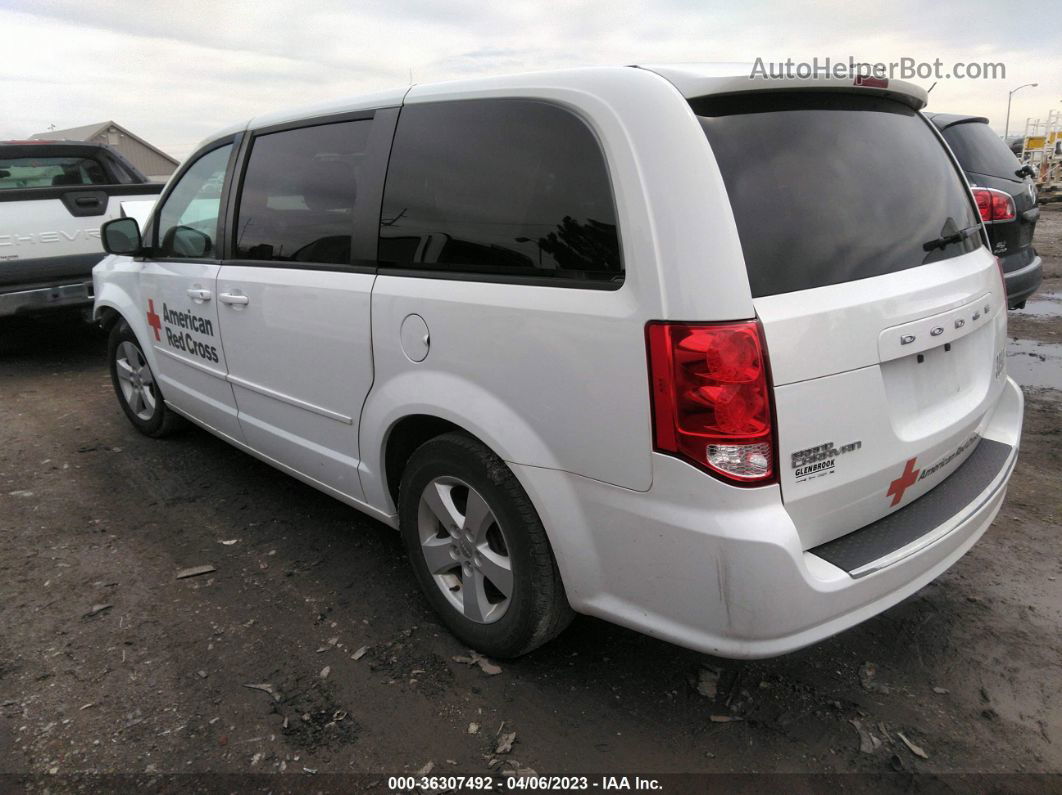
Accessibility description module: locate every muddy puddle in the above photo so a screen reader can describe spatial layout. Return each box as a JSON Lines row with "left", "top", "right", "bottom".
{"left": 1014, "top": 291, "right": 1062, "bottom": 318}
{"left": 1007, "top": 337, "right": 1062, "bottom": 389}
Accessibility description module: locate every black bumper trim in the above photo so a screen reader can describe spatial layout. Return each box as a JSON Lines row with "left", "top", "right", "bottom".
{"left": 0, "top": 252, "right": 103, "bottom": 288}
{"left": 1004, "top": 256, "right": 1043, "bottom": 308}
{"left": 809, "top": 438, "right": 1013, "bottom": 575}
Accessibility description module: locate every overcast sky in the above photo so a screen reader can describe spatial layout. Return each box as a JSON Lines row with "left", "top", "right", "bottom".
{"left": 2, "top": 0, "right": 1057, "bottom": 161}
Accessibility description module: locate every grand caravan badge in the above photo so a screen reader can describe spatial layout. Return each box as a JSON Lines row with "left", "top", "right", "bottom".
{"left": 791, "top": 439, "right": 863, "bottom": 481}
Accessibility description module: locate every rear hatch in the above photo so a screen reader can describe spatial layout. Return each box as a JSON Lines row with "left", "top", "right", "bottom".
{"left": 694, "top": 91, "right": 1009, "bottom": 548}
{"left": 934, "top": 118, "right": 1038, "bottom": 271}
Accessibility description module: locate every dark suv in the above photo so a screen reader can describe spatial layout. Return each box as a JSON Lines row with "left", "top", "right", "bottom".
{"left": 927, "top": 113, "right": 1042, "bottom": 309}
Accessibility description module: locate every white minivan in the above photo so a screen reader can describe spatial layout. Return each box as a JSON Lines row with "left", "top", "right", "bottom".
{"left": 94, "top": 65, "right": 1023, "bottom": 659}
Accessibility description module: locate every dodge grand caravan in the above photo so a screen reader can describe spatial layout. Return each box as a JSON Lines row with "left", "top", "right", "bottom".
{"left": 93, "top": 65, "right": 1023, "bottom": 659}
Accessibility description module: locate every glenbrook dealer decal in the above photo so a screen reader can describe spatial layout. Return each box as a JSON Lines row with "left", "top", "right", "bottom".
{"left": 791, "top": 439, "right": 863, "bottom": 482}
{"left": 146, "top": 298, "right": 220, "bottom": 364}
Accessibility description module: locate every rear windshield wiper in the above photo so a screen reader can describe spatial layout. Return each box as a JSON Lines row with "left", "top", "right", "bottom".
{"left": 922, "top": 225, "right": 979, "bottom": 252}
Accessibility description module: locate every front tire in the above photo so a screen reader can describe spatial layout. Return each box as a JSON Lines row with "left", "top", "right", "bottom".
{"left": 399, "top": 432, "right": 573, "bottom": 658}
{"left": 108, "top": 320, "right": 183, "bottom": 438}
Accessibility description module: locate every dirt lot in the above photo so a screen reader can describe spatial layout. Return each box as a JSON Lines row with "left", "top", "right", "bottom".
{"left": 1, "top": 209, "right": 1061, "bottom": 791}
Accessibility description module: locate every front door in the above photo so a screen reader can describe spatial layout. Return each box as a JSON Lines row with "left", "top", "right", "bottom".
{"left": 139, "top": 142, "right": 243, "bottom": 441}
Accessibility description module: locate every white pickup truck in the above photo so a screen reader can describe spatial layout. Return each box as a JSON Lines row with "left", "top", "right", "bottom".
{"left": 0, "top": 141, "right": 163, "bottom": 317}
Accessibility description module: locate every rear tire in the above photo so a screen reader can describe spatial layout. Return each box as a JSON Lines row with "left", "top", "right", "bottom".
{"left": 108, "top": 320, "right": 183, "bottom": 438}
{"left": 398, "top": 432, "right": 573, "bottom": 658}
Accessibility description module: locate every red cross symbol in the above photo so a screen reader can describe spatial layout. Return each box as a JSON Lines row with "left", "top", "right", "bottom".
{"left": 146, "top": 299, "right": 162, "bottom": 341}
{"left": 887, "top": 458, "right": 920, "bottom": 506}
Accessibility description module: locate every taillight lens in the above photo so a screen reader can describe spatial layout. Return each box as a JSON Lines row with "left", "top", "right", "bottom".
{"left": 972, "top": 187, "right": 1016, "bottom": 223}
{"left": 647, "top": 321, "right": 776, "bottom": 484}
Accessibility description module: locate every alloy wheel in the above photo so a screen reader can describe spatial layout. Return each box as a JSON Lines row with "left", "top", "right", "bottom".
{"left": 416, "top": 476, "right": 513, "bottom": 623}
{"left": 114, "top": 341, "right": 157, "bottom": 421}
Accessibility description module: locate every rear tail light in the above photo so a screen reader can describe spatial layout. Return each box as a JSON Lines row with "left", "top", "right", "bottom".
{"left": 646, "top": 321, "right": 776, "bottom": 484}
{"left": 972, "top": 187, "right": 1016, "bottom": 223}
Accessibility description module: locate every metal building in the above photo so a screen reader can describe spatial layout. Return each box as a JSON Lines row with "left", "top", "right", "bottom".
{"left": 30, "top": 121, "right": 179, "bottom": 181}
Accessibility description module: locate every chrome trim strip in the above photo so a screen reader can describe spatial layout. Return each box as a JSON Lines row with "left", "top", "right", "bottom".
{"left": 154, "top": 346, "right": 352, "bottom": 423}
{"left": 0, "top": 281, "right": 92, "bottom": 317}
{"left": 226, "top": 373, "right": 353, "bottom": 424}
{"left": 153, "top": 341, "right": 226, "bottom": 377}
{"left": 153, "top": 344, "right": 227, "bottom": 379}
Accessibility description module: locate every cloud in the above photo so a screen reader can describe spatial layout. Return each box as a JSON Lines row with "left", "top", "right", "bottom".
{"left": 1, "top": 0, "right": 1057, "bottom": 160}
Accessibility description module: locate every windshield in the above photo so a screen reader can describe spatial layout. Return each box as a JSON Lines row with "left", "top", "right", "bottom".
{"left": 694, "top": 93, "right": 980, "bottom": 298}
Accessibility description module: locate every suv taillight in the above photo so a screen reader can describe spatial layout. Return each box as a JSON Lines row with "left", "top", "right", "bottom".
{"left": 972, "top": 187, "right": 1016, "bottom": 223}
{"left": 646, "top": 321, "right": 776, "bottom": 484}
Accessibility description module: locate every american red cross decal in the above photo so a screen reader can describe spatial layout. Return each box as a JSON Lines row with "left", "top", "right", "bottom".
{"left": 887, "top": 458, "right": 920, "bottom": 506}
{"left": 146, "top": 299, "right": 161, "bottom": 341}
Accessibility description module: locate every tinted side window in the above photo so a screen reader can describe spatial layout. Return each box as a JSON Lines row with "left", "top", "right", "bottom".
{"left": 234, "top": 120, "right": 371, "bottom": 266}
{"left": 379, "top": 100, "right": 621, "bottom": 284}
{"left": 156, "top": 143, "right": 232, "bottom": 258}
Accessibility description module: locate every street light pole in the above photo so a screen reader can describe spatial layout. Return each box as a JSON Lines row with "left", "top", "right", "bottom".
{"left": 1005, "top": 82, "right": 1038, "bottom": 140}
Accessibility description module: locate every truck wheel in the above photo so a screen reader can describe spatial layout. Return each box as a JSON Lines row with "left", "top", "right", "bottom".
{"left": 108, "top": 320, "right": 183, "bottom": 438}
{"left": 399, "top": 432, "right": 573, "bottom": 658}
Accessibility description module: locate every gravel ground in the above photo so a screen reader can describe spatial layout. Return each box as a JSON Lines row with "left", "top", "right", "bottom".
{"left": 1, "top": 208, "right": 1060, "bottom": 791}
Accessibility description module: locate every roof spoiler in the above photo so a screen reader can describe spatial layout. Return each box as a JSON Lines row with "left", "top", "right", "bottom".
{"left": 637, "top": 65, "right": 929, "bottom": 111}
{"left": 928, "top": 114, "right": 991, "bottom": 130}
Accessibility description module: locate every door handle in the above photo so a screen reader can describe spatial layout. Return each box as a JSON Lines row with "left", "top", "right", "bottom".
{"left": 186, "top": 288, "right": 212, "bottom": 301}
{"left": 218, "top": 292, "right": 249, "bottom": 306}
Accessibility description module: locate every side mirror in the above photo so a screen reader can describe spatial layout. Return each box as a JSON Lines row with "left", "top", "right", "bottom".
{"left": 101, "top": 217, "right": 143, "bottom": 255}
{"left": 168, "top": 225, "right": 212, "bottom": 258}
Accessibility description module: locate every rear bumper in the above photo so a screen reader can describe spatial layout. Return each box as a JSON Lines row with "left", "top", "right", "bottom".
{"left": 0, "top": 252, "right": 102, "bottom": 288}
{"left": 513, "top": 377, "right": 1023, "bottom": 659}
{"left": 0, "top": 280, "right": 94, "bottom": 317}
{"left": 1004, "top": 255, "right": 1043, "bottom": 308}
{"left": 809, "top": 437, "right": 1012, "bottom": 577}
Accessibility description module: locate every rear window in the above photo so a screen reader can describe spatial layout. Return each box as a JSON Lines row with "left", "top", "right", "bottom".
{"left": 0, "top": 156, "right": 109, "bottom": 190}
{"left": 694, "top": 93, "right": 980, "bottom": 298}
{"left": 939, "top": 121, "right": 1022, "bottom": 180}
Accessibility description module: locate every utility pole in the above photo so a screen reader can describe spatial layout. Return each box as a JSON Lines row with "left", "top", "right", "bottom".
{"left": 1005, "top": 82, "right": 1038, "bottom": 140}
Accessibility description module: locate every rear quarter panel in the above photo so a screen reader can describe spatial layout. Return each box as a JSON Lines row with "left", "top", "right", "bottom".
{"left": 361, "top": 68, "right": 757, "bottom": 510}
